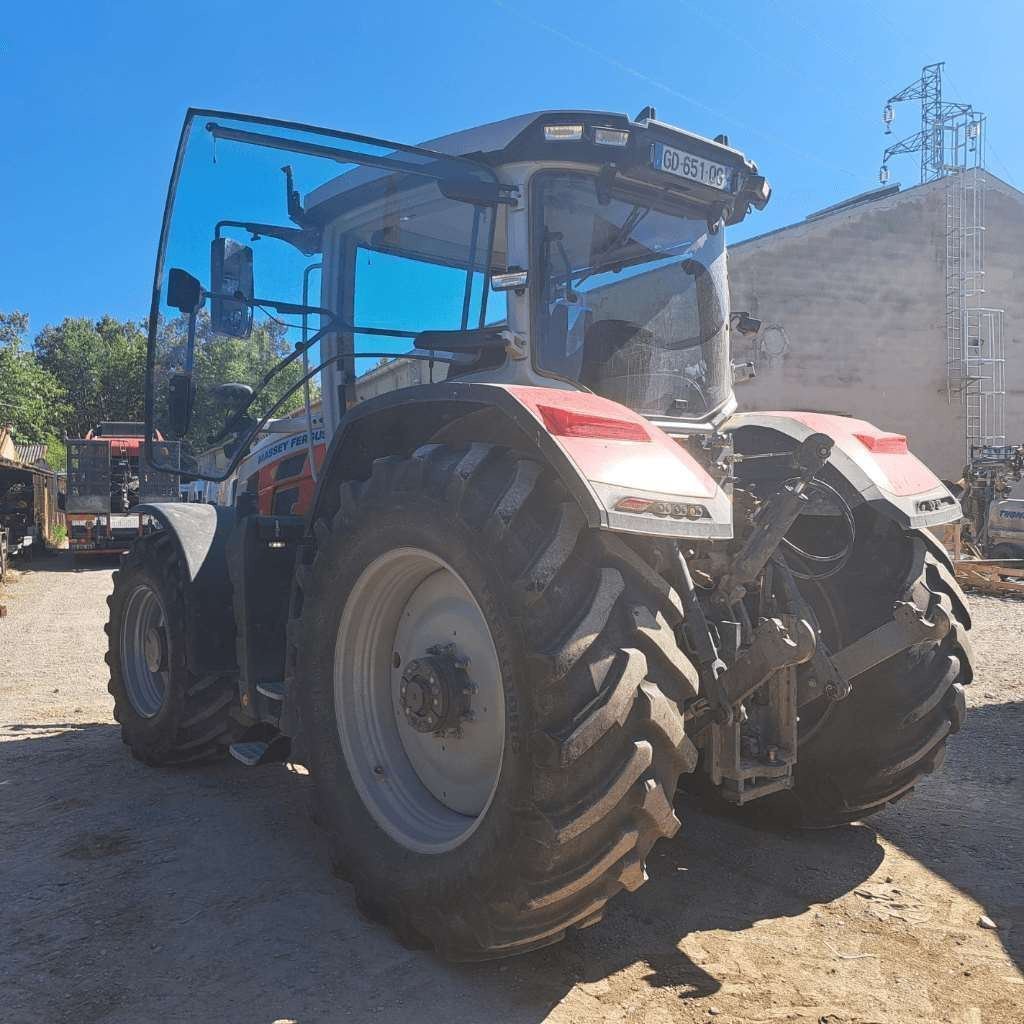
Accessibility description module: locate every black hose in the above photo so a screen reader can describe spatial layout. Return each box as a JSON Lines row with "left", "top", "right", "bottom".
{"left": 779, "top": 477, "right": 856, "bottom": 582}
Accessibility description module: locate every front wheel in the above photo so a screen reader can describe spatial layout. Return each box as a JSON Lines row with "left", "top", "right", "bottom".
{"left": 106, "top": 532, "right": 242, "bottom": 765}
{"left": 290, "top": 444, "right": 699, "bottom": 960}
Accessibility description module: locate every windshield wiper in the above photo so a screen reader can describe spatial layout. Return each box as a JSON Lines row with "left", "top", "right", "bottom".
{"left": 572, "top": 205, "right": 651, "bottom": 289}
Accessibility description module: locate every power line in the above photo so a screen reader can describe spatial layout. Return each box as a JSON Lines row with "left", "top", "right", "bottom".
{"left": 943, "top": 69, "right": 1018, "bottom": 189}
{"left": 494, "top": 0, "right": 860, "bottom": 179}
{"left": 677, "top": 0, "right": 868, "bottom": 124}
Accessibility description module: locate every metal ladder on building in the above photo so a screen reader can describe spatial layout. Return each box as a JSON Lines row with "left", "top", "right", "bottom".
{"left": 884, "top": 65, "right": 1006, "bottom": 461}
{"left": 944, "top": 138, "right": 1005, "bottom": 455}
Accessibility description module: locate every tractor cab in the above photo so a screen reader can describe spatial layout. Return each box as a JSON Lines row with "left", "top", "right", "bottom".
{"left": 146, "top": 108, "right": 769, "bottom": 482}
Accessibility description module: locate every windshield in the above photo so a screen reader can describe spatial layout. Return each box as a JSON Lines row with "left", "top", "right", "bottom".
{"left": 147, "top": 111, "right": 500, "bottom": 479}
{"left": 532, "top": 172, "right": 730, "bottom": 420}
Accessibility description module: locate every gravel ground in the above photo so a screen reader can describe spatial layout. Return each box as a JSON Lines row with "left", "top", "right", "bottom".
{"left": 1, "top": 553, "right": 1021, "bottom": 1024}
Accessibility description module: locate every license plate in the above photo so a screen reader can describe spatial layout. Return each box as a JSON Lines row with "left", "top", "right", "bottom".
{"left": 651, "top": 143, "right": 732, "bottom": 191}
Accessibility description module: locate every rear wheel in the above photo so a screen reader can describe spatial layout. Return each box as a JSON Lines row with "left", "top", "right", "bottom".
{"left": 759, "top": 514, "right": 973, "bottom": 827}
{"left": 289, "top": 444, "right": 699, "bottom": 959}
{"left": 106, "top": 532, "right": 243, "bottom": 765}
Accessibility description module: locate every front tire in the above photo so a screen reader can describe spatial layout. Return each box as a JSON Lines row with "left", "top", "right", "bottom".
{"left": 289, "top": 444, "right": 699, "bottom": 959}
{"left": 106, "top": 532, "right": 242, "bottom": 765}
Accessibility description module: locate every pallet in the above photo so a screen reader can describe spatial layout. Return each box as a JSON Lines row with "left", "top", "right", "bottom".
{"left": 953, "top": 559, "right": 1024, "bottom": 597}
{"left": 939, "top": 523, "right": 1024, "bottom": 596}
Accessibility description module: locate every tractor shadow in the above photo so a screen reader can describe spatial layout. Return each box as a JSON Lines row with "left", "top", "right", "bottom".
{"left": 3, "top": 547, "right": 118, "bottom": 579}
{"left": 1, "top": 701, "right": 1019, "bottom": 1022}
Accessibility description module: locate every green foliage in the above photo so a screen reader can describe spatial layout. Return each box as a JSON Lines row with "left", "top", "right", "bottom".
{"left": 2, "top": 305, "right": 311, "bottom": 472}
{"left": 33, "top": 315, "right": 147, "bottom": 437}
{"left": 0, "top": 311, "right": 70, "bottom": 450}
{"left": 156, "top": 313, "right": 310, "bottom": 454}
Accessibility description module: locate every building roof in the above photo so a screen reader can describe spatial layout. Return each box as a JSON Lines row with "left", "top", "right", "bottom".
{"left": 14, "top": 442, "right": 49, "bottom": 467}
{"left": 0, "top": 428, "right": 56, "bottom": 477}
{"left": 733, "top": 169, "right": 1022, "bottom": 250}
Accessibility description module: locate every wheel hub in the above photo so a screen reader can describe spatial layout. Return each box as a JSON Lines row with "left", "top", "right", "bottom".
{"left": 143, "top": 626, "right": 168, "bottom": 674}
{"left": 399, "top": 644, "right": 473, "bottom": 735}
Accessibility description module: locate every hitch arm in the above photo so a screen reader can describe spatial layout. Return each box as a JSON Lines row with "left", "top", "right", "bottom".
{"left": 689, "top": 615, "right": 816, "bottom": 735}
{"left": 718, "top": 616, "right": 816, "bottom": 707}
{"left": 830, "top": 599, "right": 952, "bottom": 681}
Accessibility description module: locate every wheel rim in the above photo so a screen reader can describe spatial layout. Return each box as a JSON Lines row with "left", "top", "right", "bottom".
{"left": 334, "top": 547, "right": 505, "bottom": 854}
{"left": 121, "top": 583, "right": 169, "bottom": 719}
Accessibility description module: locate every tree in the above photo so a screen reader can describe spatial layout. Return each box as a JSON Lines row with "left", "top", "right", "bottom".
{"left": 33, "top": 315, "right": 147, "bottom": 437}
{"left": 0, "top": 311, "right": 69, "bottom": 468}
{"left": 155, "top": 313, "right": 310, "bottom": 455}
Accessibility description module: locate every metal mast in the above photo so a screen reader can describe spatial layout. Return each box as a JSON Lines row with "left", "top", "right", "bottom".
{"left": 880, "top": 63, "right": 1005, "bottom": 460}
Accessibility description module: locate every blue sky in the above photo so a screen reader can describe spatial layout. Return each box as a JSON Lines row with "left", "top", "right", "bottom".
{"left": 2, "top": 0, "right": 1021, "bottom": 336}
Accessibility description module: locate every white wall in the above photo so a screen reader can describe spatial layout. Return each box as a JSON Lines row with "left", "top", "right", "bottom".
{"left": 728, "top": 173, "right": 1024, "bottom": 481}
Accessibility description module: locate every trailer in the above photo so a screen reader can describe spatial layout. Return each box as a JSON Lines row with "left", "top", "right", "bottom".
{"left": 66, "top": 424, "right": 181, "bottom": 556}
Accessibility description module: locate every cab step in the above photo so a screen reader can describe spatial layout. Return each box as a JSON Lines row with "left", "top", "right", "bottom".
{"left": 229, "top": 736, "right": 290, "bottom": 767}
{"left": 256, "top": 680, "right": 286, "bottom": 700}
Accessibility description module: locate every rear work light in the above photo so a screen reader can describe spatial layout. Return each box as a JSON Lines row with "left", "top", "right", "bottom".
{"left": 593, "top": 127, "right": 629, "bottom": 147}
{"left": 537, "top": 404, "right": 651, "bottom": 442}
{"left": 855, "top": 431, "right": 907, "bottom": 454}
{"left": 544, "top": 124, "right": 584, "bottom": 141}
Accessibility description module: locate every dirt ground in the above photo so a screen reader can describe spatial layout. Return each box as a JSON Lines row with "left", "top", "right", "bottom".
{"left": 1, "top": 553, "right": 1021, "bottom": 1024}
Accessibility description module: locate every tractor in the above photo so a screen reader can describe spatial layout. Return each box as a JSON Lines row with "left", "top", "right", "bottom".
{"left": 106, "top": 107, "right": 973, "bottom": 960}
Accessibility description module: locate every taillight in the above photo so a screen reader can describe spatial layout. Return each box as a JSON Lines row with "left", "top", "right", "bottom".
{"left": 537, "top": 404, "right": 651, "bottom": 442}
{"left": 855, "top": 431, "right": 907, "bottom": 454}
{"left": 614, "top": 497, "right": 707, "bottom": 520}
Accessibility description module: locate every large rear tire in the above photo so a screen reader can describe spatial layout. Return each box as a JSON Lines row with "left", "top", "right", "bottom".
{"left": 106, "top": 532, "right": 243, "bottom": 765}
{"left": 289, "top": 444, "right": 699, "bottom": 960}
{"left": 760, "top": 514, "right": 973, "bottom": 827}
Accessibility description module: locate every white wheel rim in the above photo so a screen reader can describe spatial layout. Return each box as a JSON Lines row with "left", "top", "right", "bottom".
{"left": 334, "top": 547, "right": 505, "bottom": 854}
{"left": 121, "top": 583, "right": 169, "bottom": 719}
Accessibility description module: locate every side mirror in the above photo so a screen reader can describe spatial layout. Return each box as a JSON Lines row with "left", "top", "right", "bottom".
{"left": 730, "top": 311, "right": 762, "bottom": 336}
{"left": 210, "top": 238, "right": 254, "bottom": 339}
{"left": 168, "top": 373, "right": 196, "bottom": 438}
{"left": 167, "top": 268, "right": 204, "bottom": 314}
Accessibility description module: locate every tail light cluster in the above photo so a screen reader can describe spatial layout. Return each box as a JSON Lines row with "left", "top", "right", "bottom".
{"left": 614, "top": 496, "right": 707, "bottom": 520}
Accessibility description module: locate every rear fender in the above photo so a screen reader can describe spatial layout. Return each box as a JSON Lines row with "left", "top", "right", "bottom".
{"left": 726, "top": 412, "right": 961, "bottom": 530}
{"left": 310, "top": 382, "right": 732, "bottom": 540}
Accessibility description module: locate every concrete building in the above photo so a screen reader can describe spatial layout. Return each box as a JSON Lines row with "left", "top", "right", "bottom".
{"left": 354, "top": 355, "right": 431, "bottom": 401}
{"left": 728, "top": 171, "right": 1024, "bottom": 480}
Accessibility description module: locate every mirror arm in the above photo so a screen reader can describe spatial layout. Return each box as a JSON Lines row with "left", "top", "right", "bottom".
{"left": 282, "top": 165, "right": 308, "bottom": 226}
{"left": 183, "top": 309, "right": 198, "bottom": 373}
{"left": 214, "top": 219, "right": 321, "bottom": 257}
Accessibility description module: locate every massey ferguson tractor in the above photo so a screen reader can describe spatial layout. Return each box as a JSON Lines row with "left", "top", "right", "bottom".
{"left": 106, "top": 108, "right": 973, "bottom": 960}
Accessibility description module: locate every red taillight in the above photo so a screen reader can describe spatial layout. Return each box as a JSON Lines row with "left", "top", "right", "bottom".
{"left": 537, "top": 404, "right": 651, "bottom": 442}
{"left": 614, "top": 496, "right": 654, "bottom": 514}
{"left": 855, "top": 431, "right": 907, "bottom": 454}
